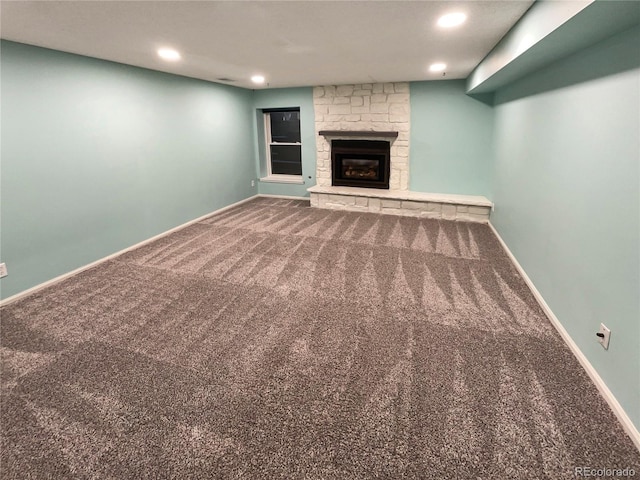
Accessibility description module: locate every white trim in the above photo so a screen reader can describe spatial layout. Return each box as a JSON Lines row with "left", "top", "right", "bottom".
{"left": 0, "top": 195, "right": 259, "bottom": 307}
{"left": 264, "top": 111, "right": 273, "bottom": 177}
{"left": 258, "top": 194, "right": 309, "bottom": 200}
{"left": 263, "top": 110, "right": 303, "bottom": 178}
{"left": 260, "top": 175, "right": 305, "bottom": 184}
{"left": 488, "top": 221, "right": 640, "bottom": 452}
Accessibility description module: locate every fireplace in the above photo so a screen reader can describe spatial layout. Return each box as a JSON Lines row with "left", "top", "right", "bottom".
{"left": 331, "top": 140, "right": 390, "bottom": 189}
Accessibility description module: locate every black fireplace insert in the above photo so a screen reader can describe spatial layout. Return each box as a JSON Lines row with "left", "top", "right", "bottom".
{"left": 331, "top": 140, "right": 390, "bottom": 189}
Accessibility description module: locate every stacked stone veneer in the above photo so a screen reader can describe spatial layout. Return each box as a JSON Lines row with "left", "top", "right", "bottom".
{"left": 308, "top": 186, "right": 492, "bottom": 222}
{"left": 312, "top": 196, "right": 491, "bottom": 222}
{"left": 313, "top": 83, "right": 410, "bottom": 190}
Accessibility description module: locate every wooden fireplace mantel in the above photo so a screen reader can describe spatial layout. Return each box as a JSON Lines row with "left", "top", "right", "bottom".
{"left": 318, "top": 130, "right": 398, "bottom": 138}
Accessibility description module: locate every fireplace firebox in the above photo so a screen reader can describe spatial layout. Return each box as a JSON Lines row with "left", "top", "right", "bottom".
{"left": 331, "top": 140, "right": 390, "bottom": 189}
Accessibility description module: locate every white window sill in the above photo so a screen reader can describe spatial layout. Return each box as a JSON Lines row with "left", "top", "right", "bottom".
{"left": 260, "top": 175, "right": 305, "bottom": 185}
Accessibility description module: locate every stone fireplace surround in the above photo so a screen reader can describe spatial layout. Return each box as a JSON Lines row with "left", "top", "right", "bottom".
{"left": 313, "top": 83, "right": 410, "bottom": 190}
{"left": 309, "top": 82, "right": 492, "bottom": 223}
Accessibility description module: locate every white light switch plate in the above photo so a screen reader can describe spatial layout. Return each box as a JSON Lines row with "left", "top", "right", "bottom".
{"left": 598, "top": 323, "right": 611, "bottom": 350}
{"left": 0, "top": 263, "right": 7, "bottom": 278}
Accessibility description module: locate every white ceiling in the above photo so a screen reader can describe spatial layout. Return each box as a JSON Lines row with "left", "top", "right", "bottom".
{"left": 0, "top": 1, "right": 534, "bottom": 89}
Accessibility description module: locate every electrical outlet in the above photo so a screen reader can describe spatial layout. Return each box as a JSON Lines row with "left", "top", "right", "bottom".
{"left": 597, "top": 323, "right": 611, "bottom": 350}
{"left": 251, "top": 180, "right": 256, "bottom": 187}
{"left": 0, "top": 263, "right": 7, "bottom": 278}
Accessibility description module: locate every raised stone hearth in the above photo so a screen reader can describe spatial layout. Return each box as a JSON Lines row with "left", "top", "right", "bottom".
{"left": 308, "top": 185, "right": 492, "bottom": 223}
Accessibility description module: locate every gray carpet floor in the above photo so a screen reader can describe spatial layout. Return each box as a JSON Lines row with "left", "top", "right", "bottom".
{"left": 2, "top": 197, "right": 639, "bottom": 479}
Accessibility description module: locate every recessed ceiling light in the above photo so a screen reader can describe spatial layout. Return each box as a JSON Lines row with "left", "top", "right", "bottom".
{"left": 251, "top": 75, "right": 265, "bottom": 84}
{"left": 157, "top": 48, "right": 181, "bottom": 61}
{"left": 437, "top": 12, "right": 467, "bottom": 28}
{"left": 429, "top": 63, "right": 447, "bottom": 73}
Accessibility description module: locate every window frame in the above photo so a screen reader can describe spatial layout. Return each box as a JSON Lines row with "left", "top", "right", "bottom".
{"left": 262, "top": 108, "right": 303, "bottom": 182}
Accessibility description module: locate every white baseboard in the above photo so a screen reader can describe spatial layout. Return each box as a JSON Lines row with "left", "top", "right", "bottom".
{"left": 258, "top": 194, "right": 310, "bottom": 200}
{"left": 0, "top": 195, "right": 259, "bottom": 307}
{"left": 488, "top": 221, "right": 640, "bottom": 452}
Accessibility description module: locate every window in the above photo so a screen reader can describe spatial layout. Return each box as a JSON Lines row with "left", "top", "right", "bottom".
{"left": 263, "top": 109, "right": 302, "bottom": 179}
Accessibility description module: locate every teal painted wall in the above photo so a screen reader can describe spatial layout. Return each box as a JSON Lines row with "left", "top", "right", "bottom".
{"left": 0, "top": 41, "right": 257, "bottom": 299}
{"left": 2, "top": 27, "right": 639, "bottom": 438}
{"left": 491, "top": 26, "right": 640, "bottom": 429}
{"left": 253, "top": 87, "right": 316, "bottom": 197}
{"left": 410, "top": 80, "right": 494, "bottom": 198}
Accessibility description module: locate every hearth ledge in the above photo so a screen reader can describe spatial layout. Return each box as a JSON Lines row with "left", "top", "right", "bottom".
{"left": 308, "top": 185, "right": 492, "bottom": 222}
